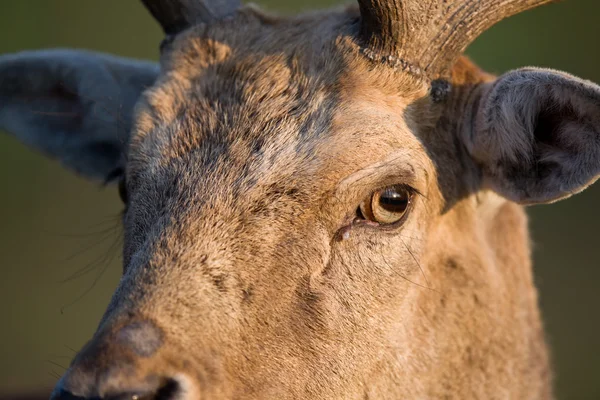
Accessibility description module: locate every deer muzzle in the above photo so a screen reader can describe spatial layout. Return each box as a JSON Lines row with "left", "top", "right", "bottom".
{"left": 49, "top": 320, "right": 198, "bottom": 400}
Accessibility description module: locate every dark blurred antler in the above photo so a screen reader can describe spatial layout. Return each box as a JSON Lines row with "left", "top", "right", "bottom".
{"left": 357, "top": 0, "right": 557, "bottom": 78}
{"left": 140, "top": 0, "right": 241, "bottom": 35}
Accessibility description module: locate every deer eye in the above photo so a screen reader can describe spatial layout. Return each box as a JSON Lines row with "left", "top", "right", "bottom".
{"left": 358, "top": 185, "right": 412, "bottom": 225}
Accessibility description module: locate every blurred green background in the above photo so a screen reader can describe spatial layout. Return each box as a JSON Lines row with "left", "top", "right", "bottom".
{"left": 0, "top": 0, "right": 598, "bottom": 398}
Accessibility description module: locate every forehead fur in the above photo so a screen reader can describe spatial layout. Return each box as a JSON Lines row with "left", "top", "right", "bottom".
{"left": 130, "top": 5, "right": 428, "bottom": 165}
{"left": 124, "top": 4, "right": 473, "bottom": 241}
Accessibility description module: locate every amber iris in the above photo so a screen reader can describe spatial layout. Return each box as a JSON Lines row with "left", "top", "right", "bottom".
{"left": 359, "top": 185, "right": 411, "bottom": 225}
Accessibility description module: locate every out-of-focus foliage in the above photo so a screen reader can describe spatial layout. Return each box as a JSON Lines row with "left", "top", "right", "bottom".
{"left": 0, "top": 1, "right": 598, "bottom": 398}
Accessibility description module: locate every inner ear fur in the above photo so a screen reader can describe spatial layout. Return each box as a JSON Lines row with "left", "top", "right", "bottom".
{"left": 463, "top": 68, "right": 600, "bottom": 204}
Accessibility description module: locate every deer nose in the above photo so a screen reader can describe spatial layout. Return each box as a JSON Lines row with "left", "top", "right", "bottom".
{"left": 49, "top": 320, "right": 191, "bottom": 400}
{"left": 51, "top": 378, "right": 181, "bottom": 400}
{"left": 50, "top": 379, "right": 180, "bottom": 400}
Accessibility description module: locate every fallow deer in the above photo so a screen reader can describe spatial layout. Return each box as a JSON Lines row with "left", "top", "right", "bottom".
{"left": 1, "top": 0, "right": 599, "bottom": 399}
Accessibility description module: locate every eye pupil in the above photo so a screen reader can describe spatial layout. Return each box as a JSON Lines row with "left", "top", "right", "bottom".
{"left": 378, "top": 189, "right": 409, "bottom": 212}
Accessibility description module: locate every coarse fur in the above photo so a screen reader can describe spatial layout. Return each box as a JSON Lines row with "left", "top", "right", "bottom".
{"left": 1, "top": 2, "right": 600, "bottom": 400}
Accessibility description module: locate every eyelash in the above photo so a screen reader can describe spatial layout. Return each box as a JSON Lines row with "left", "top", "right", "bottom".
{"left": 333, "top": 184, "right": 418, "bottom": 238}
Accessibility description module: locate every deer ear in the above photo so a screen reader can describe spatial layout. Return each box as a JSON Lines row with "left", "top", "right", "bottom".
{"left": 0, "top": 49, "right": 158, "bottom": 180}
{"left": 464, "top": 68, "right": 600, "bottom": 204}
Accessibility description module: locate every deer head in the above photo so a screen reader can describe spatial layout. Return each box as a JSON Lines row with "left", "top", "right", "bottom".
{"left": 1, "top": 0, "right": 599, "bottom": 399}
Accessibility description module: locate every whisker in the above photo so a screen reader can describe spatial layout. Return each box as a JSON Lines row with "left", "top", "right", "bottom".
{"left": 400, "top": 236, "right": 431, "bottom": 287}
{"left": 48, "top": 369, "right": 62, "bottom": 380}
{"left": 60, "top": 232, "right": 122, "bottom": 313}
{"left": 59, "top": 229, "right": 117, "bottom": 265}
{"left": 45, "top": 360, "right": 68, "bottom": 372}
{"left": 64, "top": 345, "right": 79, "bottom": 354}
{"left": 42, "top": 223, "right": 120, "bottom": 239}
{"left": 381, "top": 252, "right": 438, "bottom": 293}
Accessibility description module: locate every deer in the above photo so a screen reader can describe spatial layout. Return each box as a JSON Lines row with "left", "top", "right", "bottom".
{"left": 1, "top": 0, "right": 599, "bottom": 398}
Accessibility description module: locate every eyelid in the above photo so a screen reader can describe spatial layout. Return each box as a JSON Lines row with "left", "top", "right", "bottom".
{"left": 160, "top": 35, "right": 175, "bottom": 52}
{"left": 326, "top": 171, "right": 417, "bottom": 232}
{"left": 102, "top": 167, "right": 125, "bottom": 186}
{"left": 352, "top": 188, "right": 416, "bottom": 231}
{"left": 335, "top": 160, "right": 423, "bottom": 206}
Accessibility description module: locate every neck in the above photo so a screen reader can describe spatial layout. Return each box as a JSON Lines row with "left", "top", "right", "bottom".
{"left": 423, "top": 194, "right": 551, "bottom": 398}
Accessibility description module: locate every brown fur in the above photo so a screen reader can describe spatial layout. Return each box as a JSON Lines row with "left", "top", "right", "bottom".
{"left": 3, "top": 3, "right": 600, "bottom": 400}
{"left": 64, "top": 6, "right": 552, "bottom": 399}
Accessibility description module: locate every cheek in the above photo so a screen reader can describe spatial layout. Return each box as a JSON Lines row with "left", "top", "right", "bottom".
{"left": 121, "top": 207, "right": 151, "bottom": 271}
{"left": 274, "top": 226, "right": 430, "bottom": 371}
{"left": 326, "top": 214, "right": 429, "bottom": 306}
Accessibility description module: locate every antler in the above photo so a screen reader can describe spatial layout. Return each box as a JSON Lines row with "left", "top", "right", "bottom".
{"left": 357, "top": 0, "right": 557, "bottom": 78}
{"left": 141, "top": 0, "right": 241, "bottom": 35}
